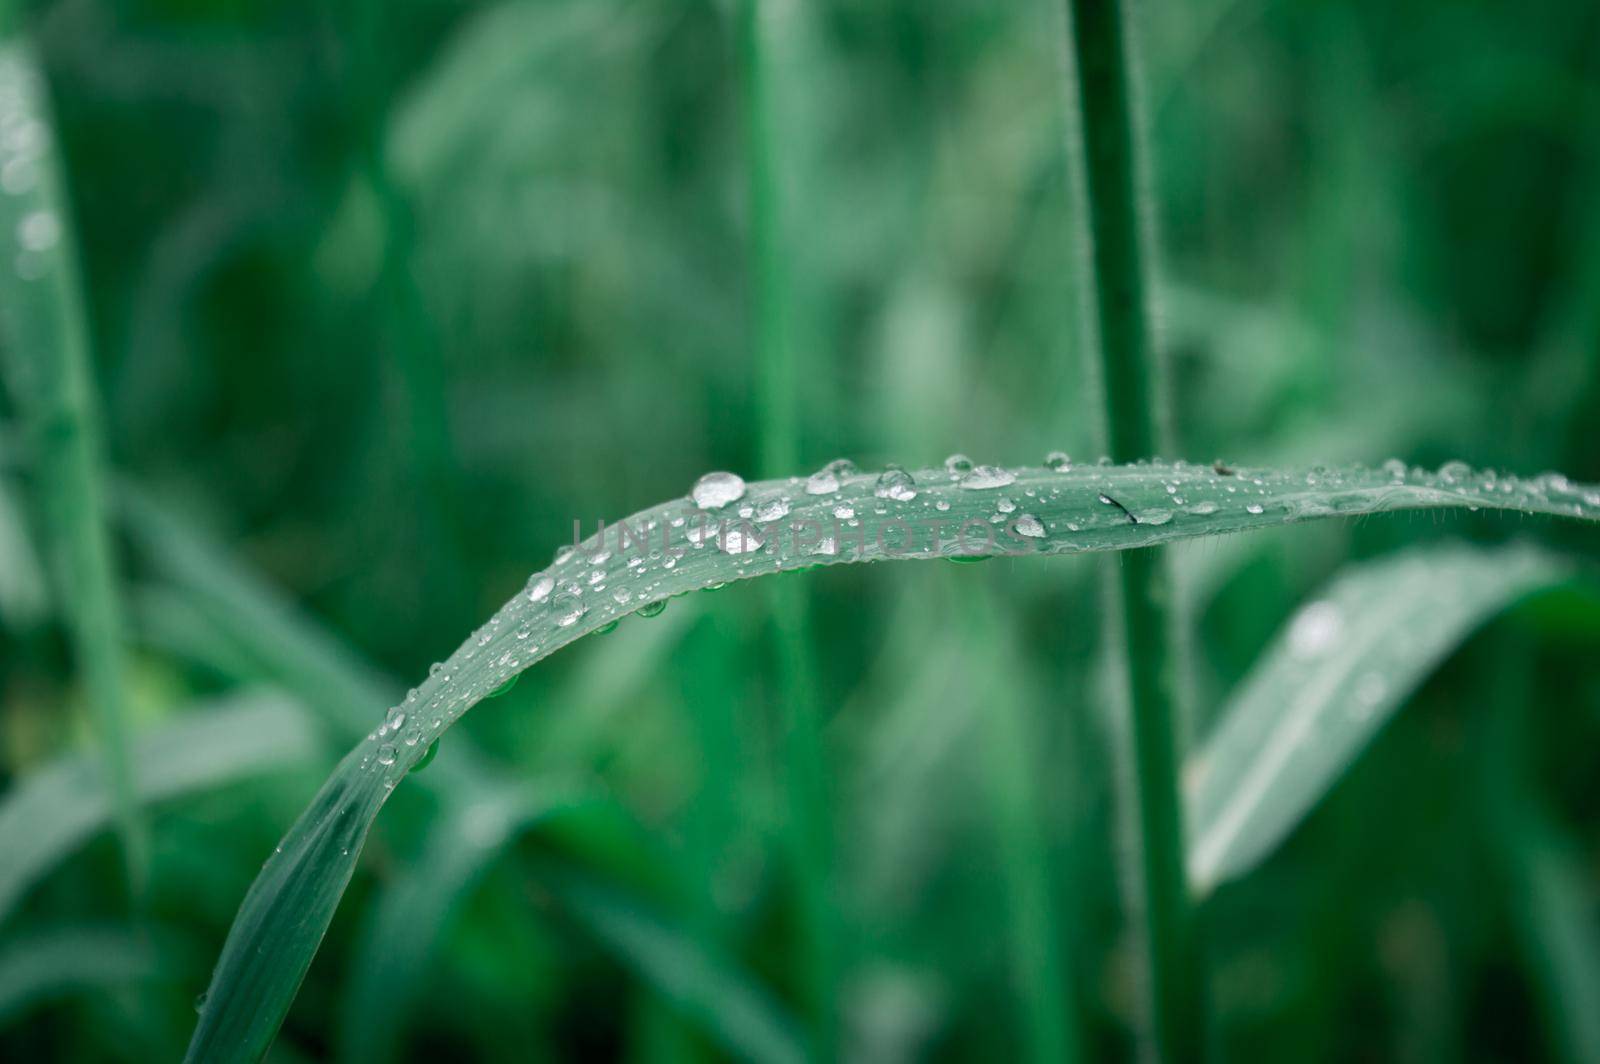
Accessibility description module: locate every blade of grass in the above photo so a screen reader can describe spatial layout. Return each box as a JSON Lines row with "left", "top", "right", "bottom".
{"left": 0, "top": 925, "right": 161, "bottom": 1027}
{"left": 1063, "top": 0, "right": 1202, "bottom": 1058}
{"left": 738, "top": 0, "right": 838, "bottom": 1053}
{"left": 0, "top": 690, "right": 322, "bottom": 927}
{"left": 185, "top": 459, "right": 1600, "bottom": 1063}
{"left": 1185, "top": 543, "right": 1576, "bottom": 895}
{"left": 0, "top": 462, "right": 48, "bottom": 626}
{"left": 0, "top": 30, "right": 144, "bottom": 891}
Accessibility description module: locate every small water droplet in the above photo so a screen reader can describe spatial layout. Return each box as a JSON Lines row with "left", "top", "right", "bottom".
{"left": 996, "top": 496, "right": 1016, "bottom": 514}
{"left": 1187, "top": 501, "right": 1219, "bottom": 516}
{"left": 1044, "top": 451, "right": 1072, "bottom": 471}
{"left": 637, "top": 599, "right": 667, "bottom": 618}
{"left": 489, "top": 675, "right": 519, "bottom": 698}
{"left": 413, "top": 739, "right": 440, "bottom": 772}
{"left": 595, "top": 620, "right": 619, "bottom": 635}
{"left": 1246, "top": 503, "right": 1265, "bottom": 514}
{"left": 756, "top": 497, "right": 791, "bottom": 521}
{"left": 526, "top": 575, "right": 554, "bottom": 603}
{"left": 1014, "top": 514, "right": 1045, "bottom": 538}
{"left": 692, "top": 471, "right": 746, "bottom": 510}
{"left": 377, "top": 743, "right": 398, "bottom": 766}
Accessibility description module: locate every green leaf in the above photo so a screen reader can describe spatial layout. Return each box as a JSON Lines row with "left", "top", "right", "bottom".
{"left": 0, "top": 925, "right": 161, "bottom": 1027}
{"left": 1185, "top": 542, "right": 1575, "bottom": 896}
{"left": 0, "top": 691, "right": 323, "bottom": 927}
{"left": 0, "top": 36, "right": 144, "bottom": 887}
{"left": 186, "top": 460, "right": 1600, "bottom": 1063}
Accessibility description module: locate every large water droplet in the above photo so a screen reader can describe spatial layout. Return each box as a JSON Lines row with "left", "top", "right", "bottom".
{"left": 692, "top": 471, "right": 746, "bottom": 510}
{"left": 806, "top": 458, "right": 854, "bottom": 496}
{"left": 1288, "top": 600, "right": 1342, "bottom": 659}
{"left": 721, "top": 525, "right": 764, "bottom": 555}
{"left": 874, "top": 467, "right": 917, "bottom": 501}
{"left": 944, "top": 453, "right": 973, "bottom": 475}
{"left": 526, "top": 574, "right": 554, "bottom": 604}
{"left": 376, "top": 744, "right": 398, "bottom": 766}
{"left": 958, "top": 465, "right": 1016, "bottom": 490}
{"left": 552, "top": 588, "right": 585, "bottom": 627}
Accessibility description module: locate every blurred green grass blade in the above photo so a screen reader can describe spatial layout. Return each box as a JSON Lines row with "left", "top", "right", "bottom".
{"left": 337, "top": 782, "right": 589, "bottom": 1064}
{"left": 1185, "top": 543, "right": 1574, "bottom": 895}
{"left": 186, "top": 460, "right": 1600, "bottom": 1063}
{"left": 1502, "top": 806, "right": 1600, "bottom": 1064}
{"left": 0, "top": 465, "right": 49, "bottom": 626}
{"left": 119, "top": 487, "right": 395, "bottom": 738}
{"left": 0, "top": 925, "right": 160, "bottom": 1027}
{"left": 0, "top": 690, "right": 322, "bottom": 927}
{"left": 547, "top": 870, "right": 807, "bottom": 1064}
{"left": 0, "top": 36, "right": 145, "bottom": 888}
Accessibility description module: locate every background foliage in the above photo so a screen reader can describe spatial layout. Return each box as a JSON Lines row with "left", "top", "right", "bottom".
{"left": 1, "top": 0, "right": 1597, "bottom": 1060}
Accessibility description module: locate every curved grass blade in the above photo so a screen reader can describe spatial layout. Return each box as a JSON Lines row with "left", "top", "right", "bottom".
{"left": 0, "top": 35, "right": 145, "bottom": 887}
{"left": 546, "top": 869, "right": 807, "bottom": 1064}
{"left": 0, "top": 691, "right": 323, "bottom": 927}
{"left": 0, "top": 925, "right": 161, "bottom": 1027}
{"left": 1185, "top": 542, "right": 1576, "bottom": 896}
{"left": 186, "top": 460, "right": 1600, "bottom": 1062}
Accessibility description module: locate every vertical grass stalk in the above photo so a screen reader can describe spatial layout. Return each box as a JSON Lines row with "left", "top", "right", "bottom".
{"left": 1064, "top": 0, "right": 1207, "bottom": 1059}
{"left": 0, "top": 25, "right": 146, "bottom": 891}
{"left": 737, "top": 1, "right": 838, "bottom": 1053}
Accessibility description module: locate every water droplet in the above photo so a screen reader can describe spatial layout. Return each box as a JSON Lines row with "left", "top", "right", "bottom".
{"left": 428, "top": 662, "right": 445, "bottom": 679}
{"left": 996, "top": 496, "right": 1016, "bottom": 514}
{"left": 1187, "top": 501, "right": 1219, "bottom": 515}
{"left": 637, "top": 599, "right": 667, "bottom": 618}
{"left": 756, "top": 497, "right": 791, "bottom": 521}
{"left": 958, "top": 465, "right": 1016, "bottom": 490}
{"left": 526, "top": 574, "right": 554, "bottom": 603}
{"left": 194, "top": 991, "right": 209, "bottom": 1013}
{"left": 595, "top": 620, "right": 619, "bottom": 635}
{"left": 1014, "top": 514, "right": 1045, "bottom": 538}
{"left": 806, "top": 458, "right": 854, "bottom": 496}
{"left": 17, "top": 209, "right": 57, "bottom": 251}
{"left": 376, "top": 743, "right": 398, "bottom": 766}
{"left": 1044, "top": 451, "right": 1072, "bottom": 471}
{"left": 1245, "top": 503, "right": 1265, "bottom": 515}
{"left": 692, "top": 471, "right": 746, "bottom": 510}
{"left": 874, "top": 467, "right": 917, "bottom": 501}
{"left": 1382, "top": 458, "right": 1408, "bottom": 480}
{"left": 553, "top": 589, "right": 585, "bottom": 627}
{"left": 489, "top": 675, "right": 518, "bottom": 698}
{"left": 413, "top": 739, "right": 440, "bottom": 772}
{"left": 1289, "top": 600, "right": 1342, "bottom": 659}
{"left": 833, "top": 503, "right": 855, "bottom": 519}
{"left": 1135, "top": 509, "right": 1173, "bottom": 526}
{"left": 721, "top": 526, "right": 764, "bottom": 555}
{"left": 1437, "top": 460, "right": 1473, "bottom": 485}
{"left": 944, "top": 453, "right": 973, "bottom": 475}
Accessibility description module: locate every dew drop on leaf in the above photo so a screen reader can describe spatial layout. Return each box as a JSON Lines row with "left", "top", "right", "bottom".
{"left": 692, "top": 471, "right": 746, "bottom": 510}
{"left": 874, "top": 466, "right": 917, "bottom": 501}
{"left": 958, "top": 465, "right": 1016, "bottom": 490}
{"left": 1014, "top": 514, "right": 1046, "bottom": 538}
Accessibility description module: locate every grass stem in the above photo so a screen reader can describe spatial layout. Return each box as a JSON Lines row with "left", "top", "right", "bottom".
{"left": 1064, "top": 0, "right": 1207, "bottom": 1058}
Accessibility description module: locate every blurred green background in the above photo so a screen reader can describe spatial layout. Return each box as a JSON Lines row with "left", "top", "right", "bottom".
{"left": 1, "top": 0, "right": 1598, "bottom": 1060}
